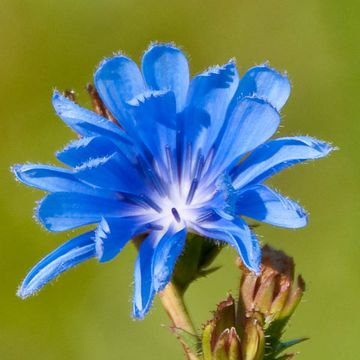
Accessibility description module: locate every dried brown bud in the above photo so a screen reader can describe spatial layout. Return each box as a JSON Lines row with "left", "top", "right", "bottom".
{"left": 86, "top": 83, "right": 120, "bottom": 125}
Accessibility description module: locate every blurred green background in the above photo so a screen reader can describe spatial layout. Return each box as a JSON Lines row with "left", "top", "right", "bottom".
{"left": 0, "top": 0, "right": 359, "bottom": 359}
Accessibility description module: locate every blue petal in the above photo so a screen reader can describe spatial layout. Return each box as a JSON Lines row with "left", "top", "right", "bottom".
{"left": 142, "top": 44, "right": 189, "bottom": 111}
{"left": 237, "top": 64, "right": 291, "bottom": 111}
{"left": 18, "top": 231, "right": 96, "bottom": 298}
{"left": 12, "top": 164, "right": 99, "bottom": 195}
{"left": 232, "top": 136, "right": 334, "bottom": 189}
{"left": 191, "top": 217, "right": 261, "bottom": 273}
{"left": 133, "top": 232, "right": 157, "bottom": 319}
{"left": 95, "top": 217, "right": 148, "bottom": 262}
{"left": 152, "top": 226, "right": 187, "bottom": 292}
{"left": 125, "top": 90, "right": 177, "bottom": 166}
{"left": 183, "top": 60, "right": 239, "bottom": 157}
{"left": 208, "top": 97, "right": 281, "bottom": 181}
{"left": 236, "top": 184, "right": 308, "bottom": 228}
{"left": 94, "top": 55, "right": 146, "bottom": 123}
{"left": 75, "top": 153, "right": 147, "bottom": 193}
{"left": 52, "top": 92, "right": 128, "bottom": 146}
{"left": 56, "top": 136, "right": 121, "bottom": 168}
{"left": 37, "top": 192, "right": 134, "bottom": 232}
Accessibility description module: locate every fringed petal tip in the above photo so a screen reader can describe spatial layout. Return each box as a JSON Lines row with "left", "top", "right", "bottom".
{"left": 16, "top": 283, "right": 35, "bottom": 299}
{"left": 93, "top": 49, "right": 133, "bottom": 72}
{"left": 201, "top": 58, "right": 237, "bottom": 77}
{"left": 94, "top": 54, "right": 135, "bottom": 81}
{"left": 132, "top": 304, "right": 147, "bottom": 320}
{"left": 305, "top": 137, "right": 337, "bottom": 156}
{"left": 144, "top": 41, "right": 183, "bottom": 55}
{"left": 132, "top": 287, "right": 156, "bottom": 320}
{"left": 52, "top": 90, "right": 66, "bottom": 108}
{"left": 132, "top": 290, "right": 156, "bottom": 320}
{"left": 11, "top": 163, "right": 47, "bottom": 185}
{"left": 257, "top": 61, "right": 290, "bottom": 78}
{"left": 11, "top": 164, "right": 23, "bottom": 182}
{"left": 16, "top": 279, "right": 45, "bottom": 299}
{"left": 34, "top": 196, "right": 52, "bottom": 231}
{"left": 126, "top": 89, "right": 169, "bottom": 107}
{"left": 238, "top": 65, "right": 291, "bottom": 111}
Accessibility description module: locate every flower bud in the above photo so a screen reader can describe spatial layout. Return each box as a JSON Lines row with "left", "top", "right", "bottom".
{"left": 241, "top": 314, "right": 265, "bottom": 360}
{"left": 237, "top": 245, "right": 305, "bottom": 331}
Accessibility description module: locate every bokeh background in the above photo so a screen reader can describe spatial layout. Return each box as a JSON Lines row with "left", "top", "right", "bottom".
{"left": 0, "top": 0, "right": 359, "bottom": 359}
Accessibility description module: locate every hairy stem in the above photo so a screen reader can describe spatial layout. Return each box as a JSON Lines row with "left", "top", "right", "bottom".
{"left": 159, "top": 282, "right": 199, "bottom": 360}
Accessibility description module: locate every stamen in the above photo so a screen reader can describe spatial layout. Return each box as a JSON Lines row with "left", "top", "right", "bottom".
{"left": 184, "top": 142, "right": 192, "bottom": 181}
{"left": 176, "top": 123, "right": 185, "bottom": 186}
{"left": 139, "top": 194, "right": 163, "bottom": 213}
{"left": 165, "top": 145, "right": 176, "bottom": 183}
{"left": 186, "top": 178, "right": 199, "bottom": 205}
{"left": 196, "top": 210, "right": 215, "bottom": 223}
{"left": 137, "top": 155, "right": 166, "bottom": 197}
{"left": 193, "top": 150, "right": 205, "bottom": 179}
{"left": 122, "top": 194, "right": 149, "bottom": 210}
{"left": 171, "top": 208, "right": 181, "bottom": 223}
{"left": 123, "top": 193, "right": 163, "bottom": 213}
{"left": 203, "top": 147, "right": 215, "bottom": 175}
{"left": 147, "top": 223, "right": 164, "bottom": 231}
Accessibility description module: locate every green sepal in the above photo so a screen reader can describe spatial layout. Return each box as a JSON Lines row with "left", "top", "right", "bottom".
{"left": 202, "top": 321, "right": 216, "bottom": 360}
{"left": 172, "top": 234, "right": 224, "bottom": 293}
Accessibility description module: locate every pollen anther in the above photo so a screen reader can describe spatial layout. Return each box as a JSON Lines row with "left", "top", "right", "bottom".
{"left": 171, "top": 208, "right": 181, "bottom": 223}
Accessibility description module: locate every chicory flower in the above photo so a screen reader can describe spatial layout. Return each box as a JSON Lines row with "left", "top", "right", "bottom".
{"left": 13, "top": 43, "right": 332, "bottom": 318}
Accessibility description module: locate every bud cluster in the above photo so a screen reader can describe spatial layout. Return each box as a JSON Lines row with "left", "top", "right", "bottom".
{"left": 199, "top": 245, "right": 306, "bottom": 360}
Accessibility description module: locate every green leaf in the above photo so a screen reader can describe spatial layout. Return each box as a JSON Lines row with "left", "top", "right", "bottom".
{"left": 264, "top": 337, "right": 308, "bottom": 360}
{"left": 275, "top": 338, "right": 308, "bottom": 355}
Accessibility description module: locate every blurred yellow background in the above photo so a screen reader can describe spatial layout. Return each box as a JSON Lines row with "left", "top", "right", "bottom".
{"left": 0, "top": 0, "right": 359, "bottom": 359}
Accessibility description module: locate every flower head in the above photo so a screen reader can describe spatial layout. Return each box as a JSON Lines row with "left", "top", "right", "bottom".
{"left": 13, "top": 43, "right": 332, "bottom": 319}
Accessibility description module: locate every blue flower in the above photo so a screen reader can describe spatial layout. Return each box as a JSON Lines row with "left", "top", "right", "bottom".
{"left": 13, "top": 44, "right": 333, "bottom": 319}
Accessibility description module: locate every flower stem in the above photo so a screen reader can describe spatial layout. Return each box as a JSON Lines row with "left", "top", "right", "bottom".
{"left": 159, "top": 282, "right": 199, "bottom": 360}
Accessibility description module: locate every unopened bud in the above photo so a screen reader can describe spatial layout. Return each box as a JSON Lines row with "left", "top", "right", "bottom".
{"left": 237, "top": 245, "right": 305, "bottom": 329}
{"left": 242, "top": 315, "right": 265, "bottom": 360}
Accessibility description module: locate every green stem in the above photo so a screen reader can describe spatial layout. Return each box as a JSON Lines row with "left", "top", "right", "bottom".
{"left": 159, "top": 282, "right": 199, "bottom": 360}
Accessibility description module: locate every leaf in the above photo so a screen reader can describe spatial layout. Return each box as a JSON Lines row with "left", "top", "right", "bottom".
{"left": 275, "top": 338, "right": 308, "bottom": 355}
